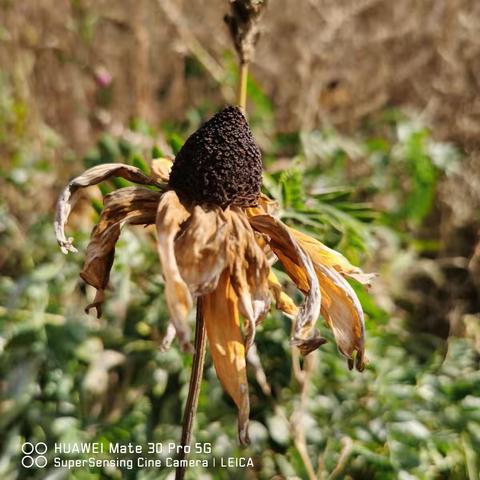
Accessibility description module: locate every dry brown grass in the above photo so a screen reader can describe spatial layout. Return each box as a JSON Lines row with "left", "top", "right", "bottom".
{"left": 1, "top": 0, "right": 479, "bottom": 154}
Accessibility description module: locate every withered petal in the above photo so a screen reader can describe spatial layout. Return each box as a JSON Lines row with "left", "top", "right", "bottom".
{"left": 287, "top": 227, "right": 367, "bottom": 370}
{"left": 316, "top": 264, "right": 366, "bottom": 371}
{"left": 268, "top": 270, "right": 299, "bottom": 318}
{"left": 81, "top": 187, "right": 162, "bottom": 318}
{"left": 227, "top": 208, "right": 270, "bottom": 352}
{"left": 249, "top": 215, "right": 322, "bottom": 356}
{"left": 155, "top": 190, "right": 193, "bottom": 351}
{"left": 204, "top": 270, "right": 250, "bottom": 446}
{"left": 289, "top": 227, "right": 377, "bottom": 287}
{"left": 175, "top": 205, "right": 229, "bottom": 297}
{"left": 55, "top": 163, "right": 162, "bottom": 254}
{"left": 150, "top": 157, "right": 173, "bottom": 183}
{"left": 159, "top": 320, "right": 177, "bottom": 352}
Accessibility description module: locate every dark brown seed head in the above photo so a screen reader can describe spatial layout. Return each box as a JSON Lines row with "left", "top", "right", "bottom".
{"left": 169, "top": 106, "right": 263, "bottom": 207}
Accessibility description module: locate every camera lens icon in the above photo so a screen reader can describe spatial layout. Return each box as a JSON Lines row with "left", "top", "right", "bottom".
{"left": 21, "top": 442, "right": 48, "bottom": 468}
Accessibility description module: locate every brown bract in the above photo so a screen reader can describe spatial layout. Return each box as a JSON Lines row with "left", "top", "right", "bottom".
{"left": 55, "top": 111, "right": 374, "bottom": 445}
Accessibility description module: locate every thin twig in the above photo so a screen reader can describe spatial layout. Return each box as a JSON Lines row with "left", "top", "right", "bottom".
{"left": 328, "top": 437, "right": 353, "bottom": 479}
{"left": 290, "top": 351, "right": 317, "bottom": 480}
{"left": 175, "top": 298, "right": 207, "bottom": 480}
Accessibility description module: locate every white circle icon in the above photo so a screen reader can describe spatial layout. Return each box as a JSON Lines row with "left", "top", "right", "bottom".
{"left": 35, "top": 456, "right": 48, "bottom": 468}
{"left": 21, "top": 443, "right": 34, "bottom": 455}
{"left": 21, "top": 456, "right": 34, "bottom": 468}
{"left": 35, "top": 443, "right": 47, "bottom": 454}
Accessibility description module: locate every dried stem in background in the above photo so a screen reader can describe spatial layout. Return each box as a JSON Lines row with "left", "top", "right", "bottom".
{"left": 175, "top": 299, "right": 207, "bottom": 480}
{"left": 225, "top": 0, "right": 268, "bottom": 111}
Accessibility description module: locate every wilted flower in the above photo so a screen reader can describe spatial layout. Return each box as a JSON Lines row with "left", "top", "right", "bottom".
{"left": 55, "top": 106, "right": 374, "bottom": 445}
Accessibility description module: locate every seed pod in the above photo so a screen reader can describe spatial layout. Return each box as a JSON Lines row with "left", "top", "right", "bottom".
{"left": 169, "top": 106, "right": 263, "bottom": 207}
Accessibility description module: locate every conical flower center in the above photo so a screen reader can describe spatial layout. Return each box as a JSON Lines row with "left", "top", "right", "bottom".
{"left": 169, "top": 106, "right": 263, "bottom": 208}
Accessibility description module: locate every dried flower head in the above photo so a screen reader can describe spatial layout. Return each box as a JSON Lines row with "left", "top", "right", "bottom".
{"left": 55, "top": 106, "right": 374, "bottom": 445}
{"left": 169, "top": 106, "right": 262, "bottom": 207}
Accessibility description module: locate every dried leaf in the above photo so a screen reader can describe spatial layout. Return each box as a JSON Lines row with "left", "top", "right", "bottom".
{"left": 55, "top": 163, "right": 162, "bottom": 254}
{"left": 155, "top": 190, "right": 193, "bottom": 351}
{"left": 249, "top": 215, "right": 322, "bottom": 355}
{"left": 204, "top": 270, "right": 250, "bottom": 446}
{"left": 81, "top": 187, "right": 161, "bottom": 317}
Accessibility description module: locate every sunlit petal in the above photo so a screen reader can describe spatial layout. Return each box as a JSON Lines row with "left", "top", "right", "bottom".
{"left": 155, "top": 190, "right": 193, "bottom": 351}
{"left": 268, "top": 270, "right": 299, "bottom": 318}
{"left": 316, "top": 264, "right": 366, "bottom": 371}
{"left": 204, "top": 271, "right": 250, "bottom": 445}
{"left": 289, "top": 227, "right": 377, "bottom": 286}
{"left": 175, "top": 205, "right": 229, "bottom": 297}
{"left": 151, "top": 157, "right": 173, "bottom": 183}
{"left": 249, "top": 214, "right": 323, "bottom": 355}
{"left": 228, "top": 208, "right": 270, "bottom": 352}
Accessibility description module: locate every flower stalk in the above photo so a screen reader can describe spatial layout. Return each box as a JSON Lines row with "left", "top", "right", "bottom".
{"left": 225, "top": 0, "right": 268, "bottom": 112}
{"left": 238, "top": 62, "right": 249, "bottom": 112}
{"left": 175, "top": 298, "right": 207, "bottom": 480}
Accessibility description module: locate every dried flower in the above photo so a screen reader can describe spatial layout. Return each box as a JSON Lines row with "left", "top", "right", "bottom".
{"left": 55, "top": 106, "right": 374, "bottom": 445}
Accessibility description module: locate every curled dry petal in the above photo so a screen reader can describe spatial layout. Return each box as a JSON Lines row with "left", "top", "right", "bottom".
{"left": 81, "top": 187, "right": 161, "bottom": 317}
{"left": 283, "top": 226, "right": 367, "bottom": 370}
{"left": 150, "top": 157, "right": 173, "bottom": 183}
{"left": 55, "top": 163, "right": 162, "bottom": 254}
{"left": 245, "top": 193, "right": 279, "bottom": 217}
{"left": 204, "top": 270, "right": 250, "bottom": 446}
{"left": 175, "top": 205, "right": 229, "bottom": 297}
{"left": 227, "top": 208, "right": 270, "bottom": 352}
{"left": 289, "top": 227, "right": 377, "bottom": 287}
{"left": 268, "top": 270, "right": 299, "bottom": 318}
{"left": 249, "top": 215, "right": 323, "bottom": 355}
{"left": 155, "top": 190, "right": 193, "bottom": 352}
{"left": 159, "top": 321, "right": 177, "bottom": 352}
{"left": 316, "top": 264, "right": 366, "bottom": 371}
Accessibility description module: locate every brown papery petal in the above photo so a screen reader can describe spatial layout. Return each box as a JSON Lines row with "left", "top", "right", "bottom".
{"left": 249, "top": 215, "right": 322, "bottom": 356}
{"left": 204, "top": 270, "right": 250, "bottom": 446}
{"left": 268, "top": 270, "right": 299, "bottom": 318}
{"left": 227, "top": 209, "right": 270, "bottom": 352}
{"left": 155, "top": 191, "right": 193, "bottom": 352}
{"left": 175, "top": 205, "right": 229, "bottom": 297}
{"left": 289, "top": 227, "right": 377, "bottom": 287}
{"left": 150, "top": 157, "right": 173, "bottom": 183}
{"left": 245, "top": 193, "right": 279, "bottom": 217}
{"left": 81, "top": 187, "right": 161, "bottom": 317}
{"left": 316, "top": 264, "right": 366, "bottom": 371}
{"left": 55, "top": 163, "right": 162, "bottom": 254}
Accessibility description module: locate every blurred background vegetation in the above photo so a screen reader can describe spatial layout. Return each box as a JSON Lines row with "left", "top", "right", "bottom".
{"left": 1, "top": 1, "right": 480, "bottom": 479}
